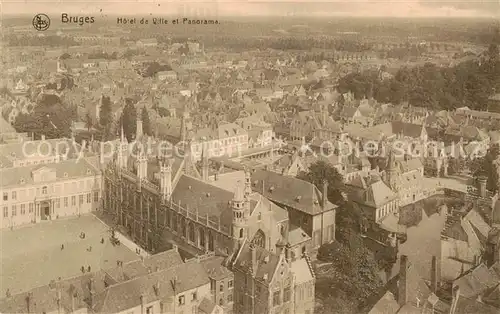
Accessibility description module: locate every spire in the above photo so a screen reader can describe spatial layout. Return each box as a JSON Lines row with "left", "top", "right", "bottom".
{"left": 201, "top": 143, "right": 209, "bottom": 181}
{"left": 121, "top": 122, "right": 126, "bottom": 143}
{"left": 234, "top": 180, "right": 245, "bottom": 203}
{"left": 136, "top": 107, "right": 143, "bottom": 140}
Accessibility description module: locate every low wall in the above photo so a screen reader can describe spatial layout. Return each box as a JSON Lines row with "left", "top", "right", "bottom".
{"left": 114, "top": 230, "right": 150, "bottom": 258}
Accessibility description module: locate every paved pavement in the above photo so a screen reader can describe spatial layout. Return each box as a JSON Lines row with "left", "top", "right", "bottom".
{"left": 0, "top": 214, "right": 139, "bottom": 296}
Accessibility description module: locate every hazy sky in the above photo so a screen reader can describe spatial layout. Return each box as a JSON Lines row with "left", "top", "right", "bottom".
{"left": 2, "top": 0, "right": 499, "bottom": 18}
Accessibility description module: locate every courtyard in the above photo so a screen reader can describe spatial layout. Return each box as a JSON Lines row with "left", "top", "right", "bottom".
{"left": 0, "top": 214, "right": 139, "bottom": 296}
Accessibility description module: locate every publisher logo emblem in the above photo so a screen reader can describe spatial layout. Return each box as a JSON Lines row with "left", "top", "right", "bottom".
{"left": 33, "top": 14, "right": 50, "bottom": 31}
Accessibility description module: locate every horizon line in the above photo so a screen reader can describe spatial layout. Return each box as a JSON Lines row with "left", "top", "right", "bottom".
{"left": 2, "top": 13, "right": 498, "bottom": 19}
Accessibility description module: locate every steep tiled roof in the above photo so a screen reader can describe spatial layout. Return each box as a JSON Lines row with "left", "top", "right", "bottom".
{"left": 251, "top": 169, "right": 337, "bottom": 215}
{"left": 198, "top": 297, "right": 217, "bottom": 314}
{"left": 0, "top": 157, "right": 100, "bottom": 188}
{"left": 200, "top": 256, "right": 233, "bottom": 281}
{"left": 171, "top": 175, "right": 236, "bottom": 227}
{"left": 442, "top": 215, "right": 469, "bottom": 242}
{"left": 454, "top": 294, "right": 499, "bottom": 314}
{"left": 94, "top": 260, "right": 209, "bottom": 313}
{"left": 288, "top": 225, "right": 311, "bottom": 246}
{"left": 290, "top": 257, "right": 314, "bottom": 285}
{"left": 233, "top": 240, "right": 282, "bottom": 284}
{"left": 0, "top": 271, "right": 108, "bottom": 313}
{"left": 453, "top": 263, "right": 500, "bottom": 298}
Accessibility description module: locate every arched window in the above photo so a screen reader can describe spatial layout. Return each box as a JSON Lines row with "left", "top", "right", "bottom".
{"left": 208, "top": 231, "right": 214, "bottom": 251}
{"left": 172, "top": 213, "right": 177, "bottom": 231}
{"left": 199, "top": 228, "right": 205, "bottom": 248}
{"left": 181, "top": 219, "right": 187, "bottom": 238}
{"left": 252, "top": 229, "right": 266, "bottom": 248}
{"left": 188, "top": 223, "right": 195, "bottom": 242}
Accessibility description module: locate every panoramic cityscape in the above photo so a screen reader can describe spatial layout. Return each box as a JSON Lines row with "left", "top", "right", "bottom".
{"left": 1, "top": 1, "right": 500, "bottom": 313}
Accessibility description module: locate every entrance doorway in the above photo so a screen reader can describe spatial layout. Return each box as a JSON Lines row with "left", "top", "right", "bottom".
{"left": 41, "top": 202, "right": 50, "bottom": 220}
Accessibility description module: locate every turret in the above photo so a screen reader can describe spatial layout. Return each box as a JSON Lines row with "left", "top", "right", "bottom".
{"left": 160, "top": 160, "right": 173, "bottom": 202}
{"left": 117, "top": 124, "right": 128, "bottom": 170}
{"left": 137, "top": 150, "right": 148, "bottom": 181}
{"left": 232, "top": 181, "right": 248, "bottom": 242}
{"left": 244, "top": 167, "right": 252, "bottom": 199}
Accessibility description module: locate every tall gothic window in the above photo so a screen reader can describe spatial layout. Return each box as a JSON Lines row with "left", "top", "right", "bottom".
{"left": 188, "top": 223, "right": 195, "bottom": 242}
{"left": 181, "top": 218, "right": 186, "bottom": 238}
{"left": 252, "top": 229, "right": 266, "bottom": 248}
{"left": 199, "top": 228, "right": 205, "bottom": 248}
{"left": 208, "top": 231, "right": 214, "bottom": 251}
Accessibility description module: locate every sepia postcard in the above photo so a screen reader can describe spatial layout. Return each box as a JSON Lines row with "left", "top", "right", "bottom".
{"left": 0, "top": 1, "right": 499, "bottom": 313}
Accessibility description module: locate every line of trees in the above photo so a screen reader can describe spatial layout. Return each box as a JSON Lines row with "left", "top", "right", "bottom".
{"left": 7, "top": 34, "right": 79, "bottom": 47}
{"left": 13, "top": 96, "right": 76, "bottom": 139}
{"left": 338, "top": 43, "right": 500, "bottom": 111}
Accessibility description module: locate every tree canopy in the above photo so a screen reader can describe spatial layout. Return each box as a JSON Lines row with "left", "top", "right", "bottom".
{"left": 141, "top": 106, "right": 152, "bottom": 136}
{"left": 470, "top": 143, "right": 500, "bottom": 193}
{"left": 120, "top": 99, "right": 137, "bottom": 142}
{"left": 14, "top": 102, "right": 76, "bottom": 139}
{"left": 297, "top": 161, "right": 382, "bottom": 313}
{"left": 338, "top": 46, "right": 500, "bottom": 111}
{"left": 316, "top": 237, "right": 383, "bottom": 314}
{"left": 99, "top": 95, "right": 113, "bottom": 140}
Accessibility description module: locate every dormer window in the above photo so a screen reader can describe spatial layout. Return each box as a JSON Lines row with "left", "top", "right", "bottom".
{"left": 295, "top": 196, "right": 302, "bottom": 202}
{"left": 86, "top": 169, "right": 91, "bottom": 175}
{"left": 64, "top": 172, "right": 68, "bottom": 178}
{"left": 269, "top": 186, "right": 275, "bottom": 192}
{"left": 20, "top": 178, "right": 25, "bottom": 184}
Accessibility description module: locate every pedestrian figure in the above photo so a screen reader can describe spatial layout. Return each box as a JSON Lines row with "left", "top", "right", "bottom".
{"left": 82, "top": 232, "right": 85, "bottom": 239}
{"left": 88, "top": 265, "right": 91, "bottom": 272}
{"left": 101, "top": 237, "right": 104, "bottom": 244}
{"left": 61, "top": 244, "right": 64, "bottom": 250}
{"left": 81, "top": 266, "right": 85, "bottom": 273}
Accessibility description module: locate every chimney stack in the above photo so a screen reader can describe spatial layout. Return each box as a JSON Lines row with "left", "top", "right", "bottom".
{"left": 431, "top": 256, "right": 439, "bottom": 293}
{"left": 398, "top": 255, "right": 409, "bottom": 307}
